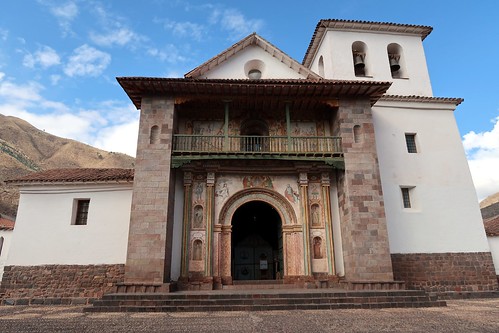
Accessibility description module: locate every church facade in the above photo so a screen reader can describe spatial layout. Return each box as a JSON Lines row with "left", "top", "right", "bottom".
{"left": 1, "top": 19, "right": 497, "bottom": 301}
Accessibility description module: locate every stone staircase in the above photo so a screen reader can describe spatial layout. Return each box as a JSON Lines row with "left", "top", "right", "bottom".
{"left": 222, "top": 280, "right": 304, "bottom": 290}
{"left": 85, "top": 289, "right": 446, "bottom": 312}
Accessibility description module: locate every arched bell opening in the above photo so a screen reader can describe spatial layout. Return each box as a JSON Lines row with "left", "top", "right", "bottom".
{"left": 231, "top": 201, "right": 283, "bottom": 280}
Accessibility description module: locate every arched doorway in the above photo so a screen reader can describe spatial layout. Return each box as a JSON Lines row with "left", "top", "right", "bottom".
{"left": 231, "top": 201, "right": 283, "bottom": 280}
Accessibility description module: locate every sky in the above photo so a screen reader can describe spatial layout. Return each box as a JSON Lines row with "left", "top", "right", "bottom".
{"left": 0, "top": 0, "right": 498, "bottom": 201}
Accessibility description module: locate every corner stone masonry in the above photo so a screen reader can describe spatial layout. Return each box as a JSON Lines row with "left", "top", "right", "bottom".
{"left": 0, "top": 264, "right": 124, "bottom": 305}
{"left": 391, "top": 252, "right": 498, "bottom": 292}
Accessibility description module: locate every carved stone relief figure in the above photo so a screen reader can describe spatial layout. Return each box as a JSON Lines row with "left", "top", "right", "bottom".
{"left": 313, "top": 237, "right": 323, "bottom": 259}
{"left": 311, "top": 204, "right": 321, "bottom": 226}
{"left": 194, "top": 183, "right": 204, "bottom": 202}
{"left": 193, "top": 239, "right": 203, "bottom": 260}
{"left": 193, "top": 205, "right": 204, "bottom": 229}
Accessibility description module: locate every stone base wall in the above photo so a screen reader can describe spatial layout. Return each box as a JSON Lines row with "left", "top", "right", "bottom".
{"left": 0, "top": 264, "right": 124, "bottom": 304}
{"left": 391, "top": 252, "right": 498, "bottom": 292}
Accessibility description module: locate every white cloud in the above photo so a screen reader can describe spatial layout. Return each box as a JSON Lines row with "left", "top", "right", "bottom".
{"left": 0, "top": 72, "right": 5, "bottom": 81}
{"left": 90, "top": 28, "right": 143, "bottom": 47}
{"left": 463, "top": 116, "right": 499, "bottom": 200}
{"left": 23, "top": 45, "right": 61, "bottom": 69}
{"left": 38, "top": 1, "right": 78, "bottom": 36}
{"left": 50, "top": 1, "right": 78, "bottom": 20}
{"left": 64, "top": 45, "right": 111, "bottom": 77}
{"left": 50, "top": 74, "right": 61, "bottom": 85}
{"left": 0, "top": 76, "right": 138, "bottom": 156}
{"left": 0, "top": 80, "right": 43, "bottom": 102}
{"left": 0, "top": 28, "right": 8, "bottom": 41}
{"left": 92, "top": 121, "right": 139, "bottom": 156}
{"left": 163, "top": 20, "right": 205, "bottom": 41}
{"left": 147, "top": 44, "right": 187, "bottom": 64}
{"left": 213, "top": 9, "right": 264, "bottom": 40}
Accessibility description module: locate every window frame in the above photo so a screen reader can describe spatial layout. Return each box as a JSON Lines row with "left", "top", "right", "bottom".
{"left": 72, "top": 199, "right": 90, "bottom": 225}
{"left": 401, "top": 188, "right": 411, "bottom": 208}
{"left": 405, "top": 133, "right": 418, "bottom": 153}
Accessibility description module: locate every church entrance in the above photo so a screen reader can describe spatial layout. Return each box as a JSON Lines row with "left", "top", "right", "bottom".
{"left": 231, "top": 201, "right": 283, "bottom": 280}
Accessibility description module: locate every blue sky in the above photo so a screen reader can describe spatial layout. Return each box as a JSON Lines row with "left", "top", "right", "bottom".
{"left": 0, "top": 0, "right": 498, "bottom": 200}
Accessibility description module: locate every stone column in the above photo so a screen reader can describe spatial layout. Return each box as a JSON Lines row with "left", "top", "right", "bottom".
{"left": 180, "top": 172, "right": 192, "bottom": 278}
{"left": 204, "top": 172, "right": 215, "bottom": 277}
{"left": 125, "top": 97, "right": 177, "bottom": 284}
{"left": 220, "top": 225, "right": 232, "bottom": 285}
{"left": 321, "top": 172, "right": 335, "bottom": 275}
{"left": 298, "top": 172, "right": 312, "bottom": 276}
{"left": 334, "top": 98, "right": 393, "bottom": 281}
{"left": 212, "top": 224, "right": 222, "bottom": 288}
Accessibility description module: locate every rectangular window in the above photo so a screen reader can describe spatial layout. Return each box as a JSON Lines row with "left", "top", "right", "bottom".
{"left": 401, "top": 188, "right": 411, "bottom": 208}
{"left": 405, "top": 133, "right": 417, "bottom": 153}
{"left": 74, "top": 199, "right": 90, "bottom": 225}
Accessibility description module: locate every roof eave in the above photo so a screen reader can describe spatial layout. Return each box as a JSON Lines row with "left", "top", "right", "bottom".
{"left": 117, "top": 78, "right": 392, "bottom": 109}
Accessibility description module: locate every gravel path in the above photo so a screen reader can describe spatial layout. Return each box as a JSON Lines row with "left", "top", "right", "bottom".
{"left": 0, "top": 299, "right": 498, "bottom": 332}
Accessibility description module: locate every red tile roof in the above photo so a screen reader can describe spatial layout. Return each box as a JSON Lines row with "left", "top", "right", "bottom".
{"left": 0, "top": 215, "right": 15, "bottom": 231}
{"left": 6, "top": 168, "right": 134, "bottom": 185}
{"left": 484, "top": 216, "right": 499, "bottom": 237}
{"left": 379, "top": 95, "right": 464, "bottom": 106}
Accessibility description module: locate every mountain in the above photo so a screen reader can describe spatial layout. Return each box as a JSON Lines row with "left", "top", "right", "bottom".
{"left": 480, "top": 192, "right": 499, "bottom": 210}
{"left": 0, "top": 113, "right": 135, "bottom": 217}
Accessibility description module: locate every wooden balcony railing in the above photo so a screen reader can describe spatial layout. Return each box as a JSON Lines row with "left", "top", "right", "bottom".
{"left": 172, "top": 135, "right": 343, "bottom": 156}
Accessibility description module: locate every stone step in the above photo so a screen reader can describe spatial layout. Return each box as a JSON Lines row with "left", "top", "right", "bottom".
{"left": 85, "top": 290, "right": 444, "bottom": 312}
{"left": 87, "top": 301, "right": 446, "bottom": 313}
{"left": 223, "top": 283, "right": 303, "bottom": 290}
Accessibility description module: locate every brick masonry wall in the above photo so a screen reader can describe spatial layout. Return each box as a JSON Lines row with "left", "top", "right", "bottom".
{"left": 125, "top": 97, "right": 176, "bottom": 283}
{"left": 334, "top": 98, "right": 394, "bottom": 281}
{"left": 0, "top": 264, "right": 124, "bottom": 304}
{"left": 391, "top": 252, "right": 498, "bottom": 292}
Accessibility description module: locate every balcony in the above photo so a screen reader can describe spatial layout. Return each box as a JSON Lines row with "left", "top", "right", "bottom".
{"left": 172, "top": 135, "right": 344, "bottom": 168}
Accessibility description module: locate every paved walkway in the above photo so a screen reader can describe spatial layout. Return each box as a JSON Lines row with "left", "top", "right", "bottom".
{"left": 0, "top": 298, "right": 498, "bottom": 332}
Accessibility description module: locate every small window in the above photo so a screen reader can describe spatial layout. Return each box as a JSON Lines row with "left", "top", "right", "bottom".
{"left": 150, "top": 125, "right": 159, "bottom": 144}
{"left": 0, "top": 236, "right": 4, "bottom": 256}
{"left": 353, "top": 125, "right": 361, "bottom": 143}
{"left": 248, "top": 69, "right": 262, "bottom": 80}
{"left": 405, "top": 134, "right": 417, "bottom": 153}
{"left": 318, "top": 56, "right": 325, "bottom": 77}
{"left": 401, "top": 188, "right": 411, "bottom": 208}
{"left": 74, "top": 199, "right": 90, "bottom": 225}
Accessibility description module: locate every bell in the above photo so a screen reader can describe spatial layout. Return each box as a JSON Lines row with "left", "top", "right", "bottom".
{"left": 390, "top": 57, "right": 400, "bottom": 72}
{"left": 353, "top": 54, "right": 365, "bottom": 69}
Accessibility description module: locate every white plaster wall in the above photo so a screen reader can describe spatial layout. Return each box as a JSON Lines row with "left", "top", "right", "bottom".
{"left": 0, "top": 229, "right": 13, "bottom": 280}
{"left": 202, "top": 46, "right": 307, "bottom": 80}
{"left": 309, "top": 30, "right": 433, "bottom": 96}
{"left": 6, "top": 184, "right": 132, "bottom": 266}
{"left": 488, "top": 236, "right": 499, "bottom": 274}
{"left": 372, "top": 100, "right": 490, "bottom": 253}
